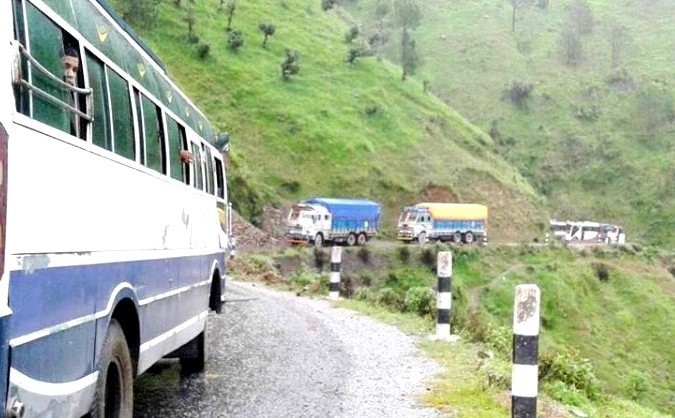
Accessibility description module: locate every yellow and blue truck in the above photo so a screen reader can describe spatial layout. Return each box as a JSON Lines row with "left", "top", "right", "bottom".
{"left": 396, "top": 203, "right": 488, "bottom": 244}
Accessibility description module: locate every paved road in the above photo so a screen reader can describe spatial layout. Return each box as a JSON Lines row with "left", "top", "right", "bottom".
{"left": 134, "top": 281, "right": 442, "bottom": 418}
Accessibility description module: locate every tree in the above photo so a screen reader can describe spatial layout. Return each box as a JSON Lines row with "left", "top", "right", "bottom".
{"left": 281, "top": 49, "right": 300, "bottom": 80}
{"left": 509, "top": 0, "right": 534, "bottom": 32}
{"left": 607, "top": 24, "right": 632, "bottom": 68}
{"left": 394, "top": 0, "right": 421, "bottom": 81}
{"left": 227, "top": 30, "right": 244, "bottom": 52}
{"left": 321, "top": 0, "right": 337, "bottom": 12}
{"left": 225, "top": 1, "right": 236, "bottom": 31}
{"left": 259, "top": 23, "right": 276, "bottom": 48}
{"left": 345, "top": 25, "right": 359, "bottom": 43}
{"left": 400, "top": 29, "right": 418, "bottom": 81}
{"left": 120, "top": 0, "right": 161, "bottom": 28}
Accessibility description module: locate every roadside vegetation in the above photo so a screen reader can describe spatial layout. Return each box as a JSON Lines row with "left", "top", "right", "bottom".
{"left": 230, "top": 243, "right": 675, "bottom": 417}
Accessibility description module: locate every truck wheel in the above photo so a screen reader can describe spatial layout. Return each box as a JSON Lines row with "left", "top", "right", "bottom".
{"left": 464, "top": 232, "right": 474, "bottom": 244}
{"left": 356, "top": 233, "right": 367, "bottom": 246}
{"left": 346, "top": 233, "right": 357, "bottom": 246}
{"left": 314, "top": 233, "right": 324, "bottom": 247}
{"left": 417, "top": 232, "right": 427, "bottom": 245}
{"left": 90, "top": 319, "right": 133, "bottom": 418}
{"left": 452, "top": 232, "right": 462, "bottom": 243}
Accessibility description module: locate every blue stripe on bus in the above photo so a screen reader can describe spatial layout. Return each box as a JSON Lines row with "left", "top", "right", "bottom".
{"left": 8, "top": 252, "right": 223, "bottom": 383}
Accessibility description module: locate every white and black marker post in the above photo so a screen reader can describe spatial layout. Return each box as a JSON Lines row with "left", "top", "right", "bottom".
{"left": 329, "top": 246, "right": 342, "bottom": 300}
{"left": 511, "top": 284, "right": 541, "bottom": 418}
{"left": 435, "top": 251, "right": 452, "bottom": 339}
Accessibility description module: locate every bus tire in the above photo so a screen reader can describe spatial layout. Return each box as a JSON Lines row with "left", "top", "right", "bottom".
{"left": 180, "top": 326, "right": 207, "bottom": 375}
{"left": 314, "top": 233, "right": 324, "bottom": 247}
{"left": 90, "top": 319, "right": 133, "bottom": 418}
{"left": 417, "top": 232, "right": 427, "bottom": 245}
{"left": 452, "top": 232, "right": 462, "bottom": 244}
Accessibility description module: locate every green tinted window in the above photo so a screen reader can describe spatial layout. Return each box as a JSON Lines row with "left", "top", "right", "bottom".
{"left": 26, "top": 3, "right": 69, "bottom": 133}
{"left": 166, "top": 117, "right": 184, "bottom": 182}
{"left": 140, "top": 95, "right": 164, "bottom": 174}
{"left": 86, "top": 52, "right": 112, "bottom": 151}
{"left": 108, "top": 70, "right": 134, "bottom": 160}
{"left": 192, "top": 143, "right": 203, "bottom": 191}
{"left": 204, "top": 146, "right": 214, "bottom": 195}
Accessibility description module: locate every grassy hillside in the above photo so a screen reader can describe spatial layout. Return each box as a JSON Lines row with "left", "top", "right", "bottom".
{"left": 343, "top": 0, "right": 675, "bottom": 247}
{"left": 233, "top": 244, "right": 675, "bottom": 416}
{"left": 109, "top": 0, "right": 550, "bottom": 242}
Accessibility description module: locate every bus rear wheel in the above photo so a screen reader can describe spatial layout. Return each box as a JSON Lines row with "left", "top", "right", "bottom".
{"left": 90, "top": 319, "right": 133, "bottom": 418}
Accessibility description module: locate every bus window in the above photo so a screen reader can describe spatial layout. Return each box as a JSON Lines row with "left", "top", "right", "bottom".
{"left": 139, "top": 94, "right": 165, "bottom": 174}
{"left": 214, "top": 158, "right": 225, "bottom": 199}
{"left": 192, "top": 143, "right": 204, "bottom": 190}
{"left": 108, "top": 69, "right": 134, "bottom": 160}
{"left": 166, "top": 116, "right": 185, "bottom": 182}
{"left": 203, "top": 145, "right": 214, "bottom": 195}
{"left": 86, "top": 52, "right": 112, "bottom": 150}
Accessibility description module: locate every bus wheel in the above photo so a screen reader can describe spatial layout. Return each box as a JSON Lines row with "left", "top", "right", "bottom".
{"left": 464, "top": 232, "right": 474, "bottom": 244}
{"left": 314, "top": 233, "right": 324, "bottom": 247}
{"left": 180, "top": 326, "right": 207, "bottom": 375}
{"left": 346, "top": 233, "right": 357, "bottom": 246}
{"left": 452, "top": 232, "right": 462, "bottom": 243}
{"left": 356, "top": 233, "right": 367, "bottom": 246}
{"left": 417, "top": 232, "right": 427, "bottom": 245}
{"left": 90, "top": 319, "right": 133, "bottom": 418}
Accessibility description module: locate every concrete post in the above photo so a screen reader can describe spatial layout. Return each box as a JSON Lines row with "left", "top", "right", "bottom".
{"left": 329, "top": 246, "right": 342, "bottom": 300}
{"left": 511, "top": 284, "right": 541, "bottom": 418}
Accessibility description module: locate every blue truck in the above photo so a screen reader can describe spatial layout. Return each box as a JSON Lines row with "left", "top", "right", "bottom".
{"left": 285, "top": 198, "right": 381, "bottom": 246}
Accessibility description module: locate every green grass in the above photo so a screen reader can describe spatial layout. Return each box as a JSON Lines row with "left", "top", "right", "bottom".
{"left": 230, "top": 244, "right": 675, "bottom": 416}
{"left": 109, "top": 0, "right": 549, "bottom": 242}
{"left": 344, "top": 0, "right": 675, "bottom": 247}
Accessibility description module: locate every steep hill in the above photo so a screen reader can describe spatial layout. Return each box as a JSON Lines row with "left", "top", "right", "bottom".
{"left": 109, "top": 0, "right": 549, "bottom": 243}
{"left": 343, "top": 0, "right": 674, "bottom": 247}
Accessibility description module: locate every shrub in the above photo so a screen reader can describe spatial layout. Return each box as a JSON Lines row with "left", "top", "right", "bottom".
{"left": 227, "top": 29, "right": 244, "bottom": 51}
{"left": 397, "top": 246, "right": 411, "bottom": 263}
{"left": 357, "top": 246, "right": 371, "bottom": 264}
{"left": 313, "top": 247, "right": 328, "bottom": 270}
{"left": 624, "top": 369, "right": 650, "bottom": 401}
{"left": 503, "top": 81, "right": 533, "bottom": 109}
{"left": 359, "top": 271, "right": 374, "bottom": 287}
{"left": 592, "top": 262, "right": 609, "bottom": 282}
{"left": 197, "top": 43, "right": 210, "bottom": 59}
{"left": 353, "top": 287, "right": 375, "bottom": 302}
{"left": 419, "top": 247, "right": 436, "bottom": 270}
{"left": 344, "top": 25, "right": 359, "bottom": 43}
{"left": 404, "top": 286, "right": 435, "bottom": 317}
{"left": 281, "top": 49, "right": 300, "bottom": 80}
{"left": 539, "top": 348, "right": 601, "bottom": 400}
{"left": 377, "top": 287, "right": 405, "bottom": 311}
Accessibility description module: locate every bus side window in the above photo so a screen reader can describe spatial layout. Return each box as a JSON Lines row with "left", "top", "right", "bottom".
{"left": 86, "top": 52, "right": 112, "bottom": 151}
{"left": 214, "top": 158, "right": 225, "bottom": 199}
{"left": 191, "top": 143, "right": 204, "bottom": 191}
{"left": 138, "top": 93, "right": 165, "bottom": 174}
{"left": 166, "top": 116, "right": 185, "bottom": 182}
{"left": 108, "top": 69, "right": 134, "bottom": 160}
{"left": 203, "top": 145, "right": 214, "bottom": 195}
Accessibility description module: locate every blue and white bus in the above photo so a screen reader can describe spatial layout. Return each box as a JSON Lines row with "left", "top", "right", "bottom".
{"left": 1, "top": 0, "right": 231, "bottom": 416}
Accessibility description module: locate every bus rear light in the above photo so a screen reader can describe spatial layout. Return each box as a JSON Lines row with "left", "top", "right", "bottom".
{"left": 0, "top": 122, "right": 7, "bottom": 280}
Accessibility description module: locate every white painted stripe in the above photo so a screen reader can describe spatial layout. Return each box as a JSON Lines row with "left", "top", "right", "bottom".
{"left": 331, "top": 246, "right": 342, "bottom": 263}
{"left": 8, "top": 247, "right": 223, "bottom": 271}
{"left": 437, "top": 252, "right": 452, "bottom": 277}
{"left": 138, "top": 279, "right": 209, "bottom": 306}
{"left": 329, "top": 272, "right": 340, "bottom": 284}
{"left": 435, "top": 323, "right": 450, "bottom": 338}
{"left": 511, "top": 364, "right": 539, "bottom": 397}
{"left": 10, "top": 277, "right": 209, "bottom": 348}
{"left": 10, "top": 368, "right": 98, "bottom": 397}
{"left": 140, "top": 310, "right": 207, "bottom": 353}
{"left": 513, "top": 285, "right": 540, "bottom": 336}
{"left": 436, "top": 292, "right": 451, "bottom": 309}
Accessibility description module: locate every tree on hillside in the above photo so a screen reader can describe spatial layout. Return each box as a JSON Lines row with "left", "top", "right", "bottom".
{"left": 394, "top": 0, "right": 421, "bottom": 81}
{"left": 281, "top": 49, "right": 300, "bottom": 80}
{"left": 509, "top": 0, "right": 534, "bottom": 32}
{"left": 607, "top": 24, "right": 632, "bottom": 68}
{"left": 228, "top": 30, "right": 244, "bottom": 52}
{"left": 225, "top": 1, "right": 236, "bottom": 31}
{"left": 119, "top": 0, "right": 161, "bottom": 27}
{"left": 259, "top": 23, "right": 276, "bottom": 48}
{"left": 400, "top": 29, "right": 419, "bottom": 81}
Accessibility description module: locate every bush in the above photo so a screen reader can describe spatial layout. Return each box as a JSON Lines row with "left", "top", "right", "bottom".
{"left": 624, "top": 369, "right": 651, "bottom": 401}
{"left": 353, "top": 287, "right": 375, "bottom": 302}
{"left": 344, "top": 25, "right": 359, "bottom": 43}
{"left": 539, "top": 348, "right": 602, "bottom": 401}
{"left": 404, "top": 286, "right": 435, "bottom": 317}
{"left": 357, "top": 246, "right": 371, "bottom": 264}
{"left": 197, "top": 43, "right": 210, "bottom": 59}
{"left": 227, "top": 29, "right": 244, "bottom": 51}
{"left": 313, "top": 247, "right": 328, "bottom": 270}
{"left": 377, "top": 287, "right": 405, "bottom": 311}
{"left": 503, "top": 81, "right": 533, "bottom": 109}
{"left": 281, "top": 49, "right": 300, "bottom": 80}
{"left": 397, "top": 246, "right": 411, "bottom": 263}
{"left": 359, "top": 271, "right": 374, "bottom": 287}
{"left": 419, "top": 247, "right": 436, "bottom": 270}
